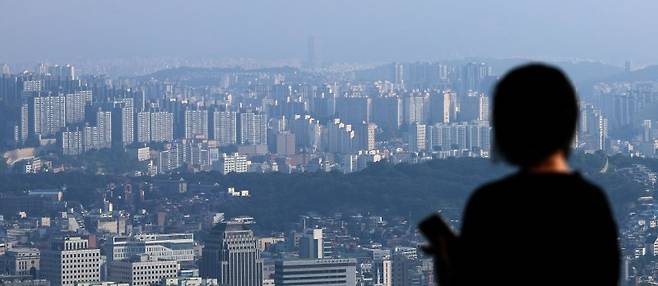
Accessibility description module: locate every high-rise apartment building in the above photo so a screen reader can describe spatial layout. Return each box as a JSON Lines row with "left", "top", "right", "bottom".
{"left": 335, "top": 97, "right": 371, "bottom": 125}
{"left": 96, "top": 110, "right": 112, "bottom": 149}
{"left": 151, "top": 111, "right": 174, "bottom": 143}
{"left": 61, "top": 128, "right": 83, "bottom": 156}
{"left": 326, "top": 119, "right": 356, "bottom": 154}
{"left": 32, "top": 94, "right": 66, "bottom": 137}
{"left": 238, "top": 112, "right": 267, "bottom": 145}
{"left": 185, "top": 110, "right": 209, "bottom": 140}
{"left": 212, "top": 111, "right": 237, "bottom": 146}
{"left": 112, "top": 98, "right": 134, "bottom": 147}
{"left": 136, "top": 112, "right": 151, "bottom": 143}
{"left": 408, "top": 123, "right": 426, "bottom": 152}
{"left": 212, "top": 153, "right": 249, "bottom": 175}
{"left": 275, "top": 131, "right": 296, "bottom": 156}
{"left": 355, "top": 122, "right": 377, "bottom": 151}
{"left": 65, "top": 92, "right": 86, "bottom": 125}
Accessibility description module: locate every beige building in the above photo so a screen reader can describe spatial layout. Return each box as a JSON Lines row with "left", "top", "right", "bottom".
{"left": 108, "top": 254, "right": 179, "bottom": 286}
{"left": 41, "top": 237, "right": 101, "bottom": 286}
{"left": 1, "top": 248, "right": 40, "bottom": 277}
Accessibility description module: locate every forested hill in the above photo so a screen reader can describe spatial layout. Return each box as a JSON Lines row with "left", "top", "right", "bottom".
{"left": 0, "top": 153, "right": 647, "bottom": 230}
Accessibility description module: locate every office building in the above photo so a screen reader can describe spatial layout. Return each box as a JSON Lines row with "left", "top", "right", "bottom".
{"left": 299, "top": 229, "right": 323, "bottom": 259}
{"left": 274, "top": 258, "right": 357, "bottom": 286}
{"left": 106, "top": 233, "right": 194, "bottom": 263}
{"left": 1, "top": 248, "right": 40, "bottom": 278}
{"left": 201, "top": 218, "right": 263, "bottom": 286}
{"left": 108, "top": 255, "right": 179, "bottom": 286}
{"left": 41, "top": 237, "right": 101, "bottom": 286}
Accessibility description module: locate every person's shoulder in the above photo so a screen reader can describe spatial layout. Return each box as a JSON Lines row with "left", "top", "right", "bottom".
{"left": 468, "top": 173, "right": 519, "bottom": 203}
{"left": 571, "top": 172, "right": 609, "bottom": 199}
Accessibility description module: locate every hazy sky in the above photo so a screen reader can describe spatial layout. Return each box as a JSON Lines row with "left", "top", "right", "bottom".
{"left": 2, "top": 0, "right": 657, "bottom": 65}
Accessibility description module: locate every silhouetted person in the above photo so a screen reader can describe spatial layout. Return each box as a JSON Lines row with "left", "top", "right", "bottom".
{"left": 421, "top": 64, "right": 619, "bottom": 285}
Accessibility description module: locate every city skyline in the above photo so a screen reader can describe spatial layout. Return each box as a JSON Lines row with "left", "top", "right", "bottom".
{"left": 3, "top": 2, "right": 658, "bottom": 286}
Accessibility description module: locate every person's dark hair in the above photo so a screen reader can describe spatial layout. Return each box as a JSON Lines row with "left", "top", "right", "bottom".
{"left": 492, "top": 63, "right": 578, "bottom": 168}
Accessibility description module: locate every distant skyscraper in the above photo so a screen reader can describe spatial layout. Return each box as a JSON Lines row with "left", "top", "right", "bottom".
{"left": 185, "top": 109, "right": 209, "bottom": 140}
{"left": 403, "top": 93, "right": 429, "bottom": 125}
{"left": 238, "top": 111, "right": 267, "bottom": 145}
{"left": 443, "top": 91, "right": 457, "bottom": 123}
{"left": 32, "top": 94, "right": 66, "bottom": 137}
{"left": 372, "top": 96, "right": 402, "bottom": 135}
{"left": 1, "top": 63, "right": 10, "bottom": 75}
{"left": 457, "top": 93, "right": 490, "bottom": 123}
{"left": 355, "top": 122, "right": 377, "bottom": 151}
{"left": 18, "top": 103, "right": 29, "bottom": 144}
{"left": 112, "top": 98, "right": 134, "bottom": 147}
{"left": 461, "top": 62, "right": 493, "bottom": 93}
{"left": 61, "top": 128, "right": 83, "bottom": 156}
{"left": 290, "top": 114, "right": 322, "bottom": 152}
{"left": 326, "top": 118, "right": 356, "bottom": 154}
{"left": 41, "top": 237, "right": 101, "bottom": 286}
{"left": 299, "top": 229, "right": 323, "bottom": 259}
{"left": 136, "top": 111, "right": 151, "bottom": 143}
{"left": 213, "top": 110, "right": 237, "bottom": 146}
{"left": 82, "top": 125, "right": 100, "bottom": 152}
{"left": 65, "top": 92, "right": 86, "bottom": 124}
{"left": 335, "top": 97, "right": 371, "bottom": 125}
{"left": 275, "top": 131, "right": 296, "bottom": 156}
{"left": 579, "top": 103, "right": 609, "bottom": 152}
{"left": 643, "top": 120, "right": 653, "bottom": 143}
{"left": 48, "top": 64, "right": 77, "bottom": 80}
{"left": 201, "top": 218, "right": 263, "bottom": 286}
{"left": 408, "top": 123, "right": 426, "bottom": 152}
{"left": 96, "top": 110, "right": 112, "bottom": 149}
{"left": 151, "top": 111, "right": 174, "bottom": 143}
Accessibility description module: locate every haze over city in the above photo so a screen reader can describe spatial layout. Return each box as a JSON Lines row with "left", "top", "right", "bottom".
{"left": 2, "top": 2, "right": 658, "bottom": 286}
{"left": 2, "top": 0, "right": 658, "bottom": 65}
